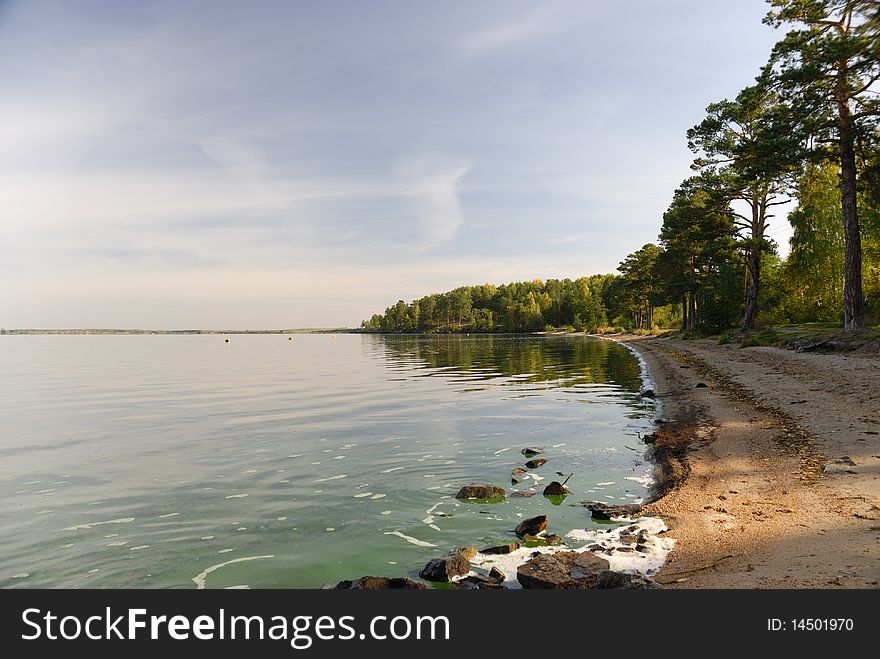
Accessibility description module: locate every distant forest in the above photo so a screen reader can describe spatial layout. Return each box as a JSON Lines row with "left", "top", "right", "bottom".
{"left": 364, "top": 2, "right": 879, "bottom": 335}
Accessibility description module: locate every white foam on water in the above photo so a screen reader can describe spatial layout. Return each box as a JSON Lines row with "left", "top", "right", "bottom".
{"left": 87, "top": 569, "right": 100, "bottom": 574}
{"left": 61, "top": 543, "right": 74, "bottom": 549}
{"left": 287, "top": 454, "right": 302, "bottom": 459}
{"left": 384, "top": 530, "right": 437, "bottom": 548}
{"left": 64, "top": 517, "right": 135, "bottom": 531}
{"left": 353, "top": 492, "right": 373, "bottom": 498}
{"left": 226, "top": 585, "right": 250, "bottom": 589}
{"left": 279, "top": 480, "right": 290, "bottom": 483}
{"left": 370, "top": 494, "right": 385, "bottom": 500}
{"left": 625, "top": 475, "right": 654, "bottom": 488}
{"left": 356, "top": 483, "right": 370, "bottom": 489}
{"left": 424, "top": 474, "right": 437, "bottom": 478}
{"left": 36, "top": 510, "right": 52, "bottom": 515}
{"left": 380, "top": 511, "right": 392, "bottom": 515}
{"left": 242, "top": 469, "right": 258, "bottom": 474}
{"left": 201, "top": 536, "right": 214, "bottom": 540}
{"left": 236, "top": 527, "right": 247, "bottom": 531}
{"left": 380, "top": 467, "right": 405, "bottom": 474}
{"left": 105, "top": 541, "right": 128, "bottom": 547}
{"left": 316, "top": 474, "right": 346, "bottom": 482}
{"left": 388, "top": 561, "right": 397, "bottom": 565}
{"left": 426, "top": 486, "right": 441, "bottom": 490}
{"left": 218, "top": 548, "right": 235, "bottom": 554}
{"left": 12, "top": 573, "right": 30, "bottom": 579}
{"left": 159, "top": 513, "right": 180, "bottom": 518}
{"left": 494, "top": 447, "right": 512, "bottom": 455}
{"left": 471, "top": 516, "right": 675, "bottom": 589}
{"left": 326, "top": 528, "right": 335, "bottom": 532}
{"left": 342, "top": 443, "right": 358, "bottom": 449}
{"left": 130, "top": 545, "right": 150, "bottom": 551}
{"left": 225, "top": 494, "right": 249, "bottom": 499}
{"left": 192, "top": 555, "right": 274, "bottom": 589}
{"left": 22, "top": 480, "right": 43, "bottom": 485}
{"left": 552, "top": 443, "right": 567, "bottom": 448}
{"left": 333, "top": 455, "right": 346, "bottom": 459}
{"left": 596, "top": 482, "right": 615, "bottom": 486}
{"left": 277, "top": 517, "right": 287, "bottom": 521}
{"left": 104, "top": 534, "right": 118, "bottom": 538}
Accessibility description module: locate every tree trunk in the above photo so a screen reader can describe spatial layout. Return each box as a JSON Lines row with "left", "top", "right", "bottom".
{"left": 742, "top": 249, "right": 760, "bottom": 331}
{"left": 687, "top": 290, "right": 697, "bottom": 331}
{"left": 681, "top": 294, "right": 688, "bottom": 331}
{"left": 836, "top": 65, "right": 865, "bottom": 331}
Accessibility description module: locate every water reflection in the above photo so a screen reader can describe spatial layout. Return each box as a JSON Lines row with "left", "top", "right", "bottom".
{"left": 370, "top": 335, "right": 643, "bottom": 391}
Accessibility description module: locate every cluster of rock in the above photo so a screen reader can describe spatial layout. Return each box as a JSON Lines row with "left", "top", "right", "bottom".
{"left": 334, "top": 445, "right": 661, "bottom": 590}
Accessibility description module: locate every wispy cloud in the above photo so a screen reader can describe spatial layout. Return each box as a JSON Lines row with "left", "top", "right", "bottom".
{"left": 457, "top": 7, "right": 556, "bottom": 54}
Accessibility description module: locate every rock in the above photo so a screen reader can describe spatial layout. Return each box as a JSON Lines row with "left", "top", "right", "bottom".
{"left": 695, "top": 382, "right": 708, "bottom": 388}
{"left": 640, "top": 389, "right": 656, "bottom": 399}
{"left": 595, "top": 571, "right": 661, "bottom": 589}
{"left": 418, "top": 553, "right": 471, "bottom": 582}
{"left": 822, "top": 464, "right": 857, "bottom": 475}
{"left": 584, "top": 502, "right": 642, "bottom": 520}
{"left": 488, "top": 567, "right": 506, "bottom": 583}
{"left": 453, "top": 545, "right": 478, "bottom": 560}
{"left": 642, "top": 432, "right": 657, "bottom": 444}
{"left": 515, "top": 515, "right": 548, "bottom": 538}
{"left": 525, "top": 458, "right": 548, "bottom": 469}
{"left": 512, "top": 467, "right": 528, "bottom": 475}
{"left": 521, "top": 447, "right": 543, "bottom": 457}
{"left": 455, "top": 483, "right": 506, "bottom": 501}
{"left": 510, "top": 490, "right": 536, "bottom": 498}
{"left": 335, "top": 576, "right": 428, "bottom": 590}
{"left": 456, "top": 574, "right": 504, "bottom": 590}
{"left": 480, "top": 542, "right": 521, "bottom": 555}
{"left": 524, "top": 533, "right": 564, "bottom": 547}
{"left": 516, "top": 551, "right": 610, "bottom": 589}
{"left": 833, "top": 456, "right": 857, "bottom": 466}
{"left": 543, "top": 481, "right": 569, "bottom": 496}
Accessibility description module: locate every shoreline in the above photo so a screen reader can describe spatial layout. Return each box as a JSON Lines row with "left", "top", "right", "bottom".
{"left": 619, "top": 336, "right": 880, "bottom": 588}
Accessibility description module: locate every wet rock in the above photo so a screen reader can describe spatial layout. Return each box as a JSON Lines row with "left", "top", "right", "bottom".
{"left": 584, "top": 502, "right": 642, "bottom": 520}
{"left": 543, "top": 481, "right": 569, "bottom": 496}
{"left": 418, "top": 553, "right": 470, "bottom": 582}
{"left": 510, "top": 490, "right": 536, "bottom": 498}
{"left": 516, "top": 551, "right": 610, "bottom": 589}
{"left": 525, "top": 458, "right": 548, "bottom": 469}
{"left": 521, "top": 447, "right": 543, "bottom": 457}
{"left": 456, "top": 574, "right": 504, "bottom": 590}
{"left": 515, "top": 515, "right": 548, "bottom": 538}
{"left": 480, "top": 542, "right": 521, "bottom": 555}
{"left": 455, "top": 483, "right": 506, "bottom": 501}
{"left": 595, "top": 571, "right": 661, "bottom": 589}
{"left": 335, "top": 576, "right": 428, "bottom": 590}
{"left": 512, "top": 467, "right": 528, "bottom": 475}
{"left": 640, "top": 389, "right": 656, "bottom": 399}
{"left": 641, "top": 432, "right": 657, "bottom": 444}
{"left": 524, "top": 533, "right": 564, "bottom": 547}
{"left": 453, "top": 545, "right": 478, "bottom": 560}
{"left": 488, "top": 567, "right": 506, "bottom": 583}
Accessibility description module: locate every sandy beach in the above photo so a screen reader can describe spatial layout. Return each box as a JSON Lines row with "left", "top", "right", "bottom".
{"left": 621, "top": 336, "right": 880, "bottom": 588}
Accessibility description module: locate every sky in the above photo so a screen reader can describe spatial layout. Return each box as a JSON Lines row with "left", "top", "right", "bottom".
{"left": 1, "top": 0, "right": 788, "bottom": 329}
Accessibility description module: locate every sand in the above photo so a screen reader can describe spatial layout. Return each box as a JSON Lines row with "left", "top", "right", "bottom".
{"left": 621, "top": 336, "right": 880, "bottom": 589}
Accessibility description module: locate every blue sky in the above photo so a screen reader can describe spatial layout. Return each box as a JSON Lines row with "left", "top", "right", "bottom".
{"left": 1, "top": 0, "right": 785, "bottom": 328}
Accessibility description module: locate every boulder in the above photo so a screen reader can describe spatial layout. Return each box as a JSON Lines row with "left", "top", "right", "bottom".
{"left": 595, "top": 571, "right": 661, "bottom": 589}
{"left": 453, "top": 545, "right": 478, "bottom": 560}
{"left": 525, "top": 458, "right": 548, "bottom": 469}
{"left": 455, "top": 483, "right": 506, "bottom": 501}
{"left": 510, "top": 490, "right": 536, "bottom": 498}
{"left": 457, "top": 575, "right": 504, "bottom": 590}
{"left": 640, "top": 389, "right": 656, "bottom": 399}
{"left": 480, "top": 542, "right": 521, "bottom": 555}
{"left": 512, "top": 467, "right": 528, "bottom": 475}
{"left": 584, "top": 502, "right": 642, "bottom": 520}
{"left": 335, "top": 576, "right": 428, "bottom": 590}
{"left": 514, "top": 515, "right": 548, "bottom": 538}
{"left": 488, "top": 567, "right": 506, "bottom": 583}
{"left": 521, "top": 447, "right": 543, "bottom": 457}
{"left": 542, "top": 481, "right": 569, "bottom": 496}
{"left": 516, "top": 551, "right": 610, "bottom": 589}
{"left": 418, "top": 553, "right": 471, "bottom": 582}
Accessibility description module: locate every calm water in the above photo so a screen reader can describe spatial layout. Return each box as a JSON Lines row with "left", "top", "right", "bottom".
{"left": 0, "top": 334, "right": 656, "bottom": 589}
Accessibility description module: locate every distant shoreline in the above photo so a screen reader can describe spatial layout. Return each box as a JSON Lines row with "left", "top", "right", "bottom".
{"left": 0, "top": 328, "right": 352, "bottom": 335}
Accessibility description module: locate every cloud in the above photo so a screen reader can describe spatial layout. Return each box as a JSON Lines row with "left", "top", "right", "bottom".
{"left": 457, "top": 7, "right": 556, "bottom": 54}
{"left": 393, "top": 156, "right": 470, "bottom": 249}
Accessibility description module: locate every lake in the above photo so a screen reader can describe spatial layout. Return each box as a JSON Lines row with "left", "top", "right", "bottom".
{"left": 0, "top": 334, "right": 657, "bottom": 588}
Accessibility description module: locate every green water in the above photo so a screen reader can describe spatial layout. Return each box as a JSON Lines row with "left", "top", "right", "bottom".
{"left": 0, "top": 334, "right": 655, "bottom": 588}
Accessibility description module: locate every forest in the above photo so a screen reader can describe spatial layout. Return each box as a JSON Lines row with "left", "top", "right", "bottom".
{"left": 363, "top": 1, "right": 880, "bottom": 335}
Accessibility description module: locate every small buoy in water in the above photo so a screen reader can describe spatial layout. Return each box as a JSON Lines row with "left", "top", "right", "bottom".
{"left": 224, "top": 338, "right": 230, "bottom": 343}
{"left": 288, "top": 337, "right": 292, "bottom": 341}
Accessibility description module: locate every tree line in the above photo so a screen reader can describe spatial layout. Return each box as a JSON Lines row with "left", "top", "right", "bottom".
{"left": 365, "top": 1, "right": 879, "bottom": 335}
